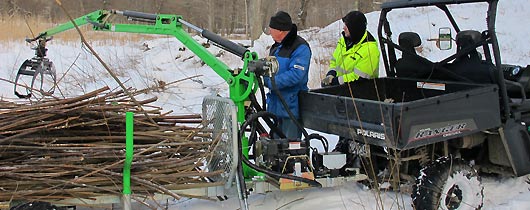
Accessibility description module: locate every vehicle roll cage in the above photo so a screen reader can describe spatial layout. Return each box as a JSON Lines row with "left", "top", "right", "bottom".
{"left": 377, "top": 0, "right": 510, "bottom": 120}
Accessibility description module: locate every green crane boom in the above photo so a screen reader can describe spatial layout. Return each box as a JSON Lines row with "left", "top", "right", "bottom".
{"left": 23, "top": 9, "right": 259, "bottom": 124}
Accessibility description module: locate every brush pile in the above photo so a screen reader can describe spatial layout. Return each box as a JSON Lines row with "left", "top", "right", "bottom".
{"left": 0, "top": 86, "right": 223, "bottom": 205}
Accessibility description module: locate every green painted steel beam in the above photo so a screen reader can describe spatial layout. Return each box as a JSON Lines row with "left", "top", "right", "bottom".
{"left": 37, "top": 10, "right": 107, "bottom": 38}
{"left": 124, "top": 112, "right": 134, "bottom": 195}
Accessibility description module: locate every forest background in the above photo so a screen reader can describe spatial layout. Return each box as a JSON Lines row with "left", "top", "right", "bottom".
{"left": 0, "top": 0, "right": 388, "bottom": 41}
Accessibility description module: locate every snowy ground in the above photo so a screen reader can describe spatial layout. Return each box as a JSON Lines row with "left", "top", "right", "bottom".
{"left": 168, "top": 176, "right": 530, "bottom": 210}
{"left": 1, "top": 0, "right": 530, "bottom": 209}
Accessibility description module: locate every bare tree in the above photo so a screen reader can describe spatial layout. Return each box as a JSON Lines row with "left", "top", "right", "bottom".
{"left": 101, "top": 0, "right": 109, "bottom": 9}
{"left": 297, "top": 0, "right": 310, "bottom": 29}
{"left": 358, "top": 0, "right": 373, "bottom": 13}
{"left": 7, "top": 0, "right": 19, "bottom": 16}
{"left": 207, "top": 0, "right": 215, "bottom": 32}
{"left": 229, "top": 0, "right": 237, "bottom": 34}
{"left": 3, "top": 0, "right": 390, "bottom": 41}
{"left": 261, "top": 0, "right": 274, "bottom": 32}
{"left": 245, "top": 0, "right": 250, "bottom": 39}
{"left": 153, "top": 0, "right": 164, "bottom": 13}
{"left": 78, "top": 0, "right": 85, "bottom": 14}
{"left": 249, "top": 0, "right": 262, "bottom": 41}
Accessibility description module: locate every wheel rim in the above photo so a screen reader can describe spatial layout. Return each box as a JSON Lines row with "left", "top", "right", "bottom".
{"left": 438, "top": 171, "right": 482, "bottom": 210}
{"left": 444, "top": 184, "right": 463, "bottom": 209}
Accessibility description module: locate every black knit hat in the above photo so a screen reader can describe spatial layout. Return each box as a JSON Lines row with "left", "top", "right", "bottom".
{"left": 269, "top": 11, "right": 293, "bottom": 31}
{"left": 342, "top": 11, "right": 367, "bottom": 44}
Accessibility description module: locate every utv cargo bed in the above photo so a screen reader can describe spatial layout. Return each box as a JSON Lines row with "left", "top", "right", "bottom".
{"left": 300, "top": 77, "right": 501, "bottom": 150}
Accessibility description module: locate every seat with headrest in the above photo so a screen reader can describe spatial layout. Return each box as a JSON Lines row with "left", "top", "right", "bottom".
{"left": 455, "top": 30, "right": 482, "bottom": 61}
{"left": 451, "top": 30, "right": 495, "bottom": 83}
{"left": 456, "top": 30, "right": 482, "bottom": 46}
{"left": 398, "top": 32, "right": 422, "bottom": 54}
{"left": 395, "top": 32, "right": 432, "bottom": 78}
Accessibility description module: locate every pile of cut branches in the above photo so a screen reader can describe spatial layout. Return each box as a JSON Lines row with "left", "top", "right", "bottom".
{"left": 0, "top": 86, "right": 222, "bottom": 205}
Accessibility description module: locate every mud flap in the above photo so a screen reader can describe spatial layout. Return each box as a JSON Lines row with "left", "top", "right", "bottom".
{"left": 500, "top": 119, "right": 530, "bottom": 176}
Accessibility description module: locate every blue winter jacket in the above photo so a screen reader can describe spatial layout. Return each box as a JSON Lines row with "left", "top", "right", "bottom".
{"left": 264, "top": 25, "right": 311, "bottom": 119}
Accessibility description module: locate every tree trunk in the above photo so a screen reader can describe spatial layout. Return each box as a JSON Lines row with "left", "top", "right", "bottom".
{"left": 249, "top": 0, "right": 262, "bottom": 42}
{"left": 207, "top": 0, "right": 215, "bottom": 32}
{"left": 297, "top": 0, "right": 310, "bottom": 29}
{"left": 260, "top": 0, "right": 273, "bottom": 33}
{"left": 155, "top": 0, "right": 166, "bottom": 13}
{"left": 7, "top": 0, "right": 18, "bottom": 16}
{"left": 245, "top": 0, "right": 250, "bottom": 40}
{"left": 102, "top": 0, "right": 109, "bottom": 10}
{"left": 221, "top": 1, "right": 228, "bottom": 35}
{"left": 358, "top": 0, "right": 372, "bottom": 13}
{"left": 229, "top": 0, "right": 236, "bottom": 35}
{"left": 78, "top": 0, "right": 85, "bottom": 14}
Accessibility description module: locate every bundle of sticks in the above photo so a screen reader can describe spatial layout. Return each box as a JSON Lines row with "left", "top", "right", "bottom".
{"left": 0, "top": 86, "right": 223, "bottom": 205}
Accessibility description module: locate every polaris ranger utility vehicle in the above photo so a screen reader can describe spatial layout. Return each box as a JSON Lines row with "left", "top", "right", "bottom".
{"left": 300, "top": 0, "right": 530, "bottom": 209}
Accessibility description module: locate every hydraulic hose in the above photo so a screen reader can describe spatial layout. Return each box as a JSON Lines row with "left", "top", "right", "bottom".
{"left": 271, "top": 76, "right": 312, "bottom": 156}
{"left": 238, "top": 111, "right": 322, "bottom": 188}
{"left": 247, "top": 119, "right": 259, "bottom": 149}
{"left": 256, "top": 74, "right": 267, "bottom": 110}
{"left": 236, "top": 158, "right": 248, "bottom": 207}
{"left": 249, "top": 73, "right": 280, "bottom": 139}
{"left": 269, "top": 75, "right": 330, "bottom": 155}
{"left": 307, "top": 133, "right": 329, "bottom": 153}
{"left": 245, "top": 111, "right": 283, "bottom": 146}
{"left": 270, "top": 76, "right": 309, "bottom": 138}
{"left": 247, "top": 94, "right": 286, "bottom": 139}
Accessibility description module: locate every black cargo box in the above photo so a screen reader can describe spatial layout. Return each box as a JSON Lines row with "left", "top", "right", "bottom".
{"left": 300, "top": 77, "right": 501, "bottom": 150}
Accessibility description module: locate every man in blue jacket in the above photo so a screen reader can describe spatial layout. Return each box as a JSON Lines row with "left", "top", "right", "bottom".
{"left": 263, "top": 11, "right": 311, "bottom": 139}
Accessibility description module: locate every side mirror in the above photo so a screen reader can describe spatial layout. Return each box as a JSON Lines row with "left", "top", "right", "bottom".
{"left": 438, "top": 27, "right": 452, "bottom": 50}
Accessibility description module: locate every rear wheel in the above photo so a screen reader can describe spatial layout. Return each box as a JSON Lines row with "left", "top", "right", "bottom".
{"left": 412, "top": 157, "right": 483, "bottom": 210}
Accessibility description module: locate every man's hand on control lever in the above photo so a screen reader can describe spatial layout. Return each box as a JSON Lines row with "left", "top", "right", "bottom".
{"left": 249, "top": 56, "right": 279, "bottom": 77}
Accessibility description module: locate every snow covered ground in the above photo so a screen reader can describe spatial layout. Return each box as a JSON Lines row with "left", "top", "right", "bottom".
{"left": 167, "top": 176, "right": 530, "bottom": 210}
{"left": 1, "top": 0, "right": 530, "bottom": 209}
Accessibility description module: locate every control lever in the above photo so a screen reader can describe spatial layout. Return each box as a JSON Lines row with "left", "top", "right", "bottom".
{"left": 248, "top": 56, "right": 279, "bottom": 77}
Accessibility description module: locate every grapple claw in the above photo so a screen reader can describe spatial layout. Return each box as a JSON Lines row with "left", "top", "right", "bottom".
{"left": 14, "top": 38, "right": 57, "bottom": 99}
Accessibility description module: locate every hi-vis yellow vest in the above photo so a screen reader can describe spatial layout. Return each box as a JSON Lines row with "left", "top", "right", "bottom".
{"left": 329, "top": 31, "right": 380, "bottom": 82}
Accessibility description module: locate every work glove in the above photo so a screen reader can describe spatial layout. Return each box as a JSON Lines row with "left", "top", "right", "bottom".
{"left": 321, "top": 70, "right": 339, "bottom": 87}
{"left": 321, "top": 75, "right": 335, "bottom": 86}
